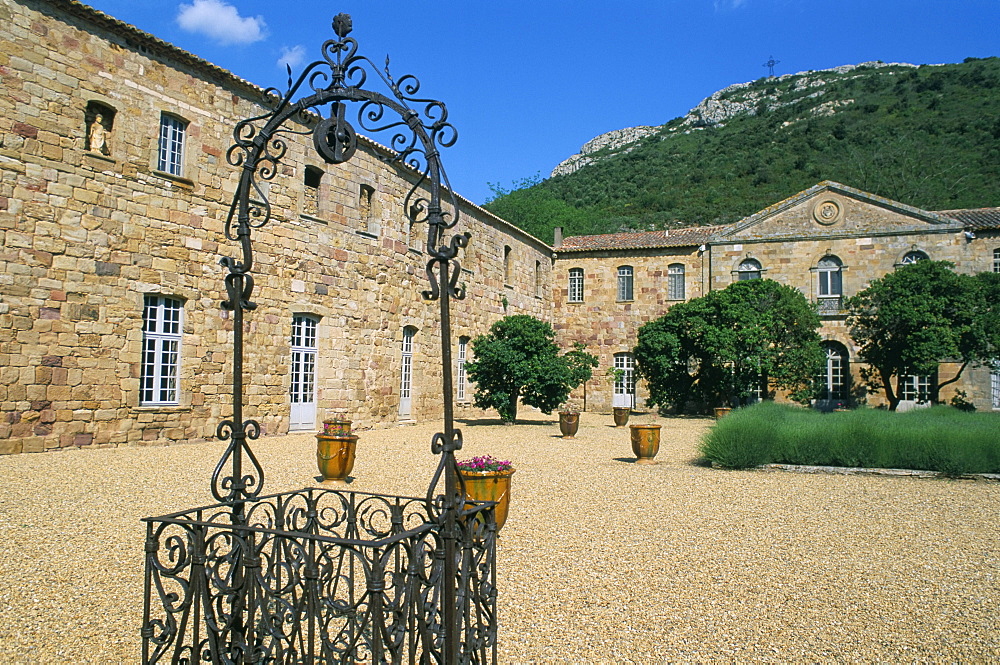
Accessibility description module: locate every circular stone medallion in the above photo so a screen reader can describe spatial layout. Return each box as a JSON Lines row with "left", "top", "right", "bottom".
{"left": 813, "top": 198, "right": 843, "bottom": 226}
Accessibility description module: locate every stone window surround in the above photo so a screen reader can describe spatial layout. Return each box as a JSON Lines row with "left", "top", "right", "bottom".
{"left": 157, "top": 112, "right": 188, "bottom": 178}
{"left": 733, "top": 256, "right": 765, "bottom": 281}
{"left": 567, "top": 267, "right": 584, "bottom": 303}
{"left": 895, "top": 248, "right": 930, "bottom": 267}
{"left": 616, "top": 265, "right": 634, "bottom": 302}
{"left": 667, "top": 263, "right": 685, "bottom": 301}
{"left": 140, "top": 294, "right": 184, "bottom": 407}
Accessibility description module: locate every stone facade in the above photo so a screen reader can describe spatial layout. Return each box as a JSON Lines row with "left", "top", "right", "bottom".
{"left": 0, "top": 0, "right": 551, "bottom": 454}
{"left": 2, "top": 1, "right": 998, "bottom": 456}
{"left": 553, "top": 182, "right": 1000, "bottom": 412}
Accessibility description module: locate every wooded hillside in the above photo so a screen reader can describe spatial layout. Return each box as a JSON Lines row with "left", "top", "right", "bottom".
{"left": 484, "top": 58, "right": 1000, "bottom": 242}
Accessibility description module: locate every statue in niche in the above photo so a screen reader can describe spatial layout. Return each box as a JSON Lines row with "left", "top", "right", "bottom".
{"left": 87, "top": 110, "right": 110, "bottom": 155}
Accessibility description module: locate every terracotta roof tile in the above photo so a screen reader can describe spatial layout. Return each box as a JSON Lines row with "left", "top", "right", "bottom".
{"left": 934, "top": 207, "right": 1000, "bottom": 231}
{"left": 558, "top": 226, "right": 724, "bottom": 252}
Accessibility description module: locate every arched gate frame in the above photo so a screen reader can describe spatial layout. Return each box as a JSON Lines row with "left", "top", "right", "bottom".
{"left": 142, "top": 14, "right": 496, "bottom": 664}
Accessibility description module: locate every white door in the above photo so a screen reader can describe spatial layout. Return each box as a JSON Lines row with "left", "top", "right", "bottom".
{"left": 612, "top": 353, "right": 635, "bottom": 408}
{"left": 896, "top": 374, "right": 931, "bottom": 412}
{"left": 289, "top": 315, "right": 318, "bottom": 430}
{"left": 399, "top": 327, "right": 414, "bottom": 418}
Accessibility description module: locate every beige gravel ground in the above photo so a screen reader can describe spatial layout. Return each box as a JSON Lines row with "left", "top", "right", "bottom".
{"left": 1, "top": 409, "right": 998, "bottom": 663}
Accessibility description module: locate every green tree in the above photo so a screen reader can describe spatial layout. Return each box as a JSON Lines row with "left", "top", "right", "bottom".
{"left": 465, "top": 316, "right": 598, "bottom": 423}
{"left": 846, "top": 261, "right": 1000, "bottom": 411}
{"left": 634, "top": 279, "right": 824, "bottom": 411}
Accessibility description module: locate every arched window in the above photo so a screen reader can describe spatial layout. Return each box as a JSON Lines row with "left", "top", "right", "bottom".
{"left": 667, "top": 263, "right": 685, "bottom": 300}
{"left": 503, "top": 246, "right": 512, "bottom": 285}
{"left": 535, "top": 260, "right": 543, "bottom": 298}
{"left": 817, "top": 342, "right": 849, "bottom": 404}
{"left": 817, "top": 256, "right": 843, "bottom": 297}
{"left": 737, "top": 258, "right": 762, "bottom": 281}
{"left": 141, "top": 295, "right": 183, "bottom": 405}
{"left": 568, "top": 268, "right": 584, "bottom": 303}
{"left": 617, "top": 265, "right": 633, "bottom": 301}
{"left": 900, "top": 250, "right": 929, "bottom": 266}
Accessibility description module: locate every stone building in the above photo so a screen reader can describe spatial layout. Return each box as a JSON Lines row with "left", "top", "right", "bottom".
{"left": 2, "top": 1, "right": 998, "bottom": 456}
{"left": 553, "top": 181, "right": 1000, "bottom": 412}
{"left": 0, "top": 0, "right": 551, "bottom": 454}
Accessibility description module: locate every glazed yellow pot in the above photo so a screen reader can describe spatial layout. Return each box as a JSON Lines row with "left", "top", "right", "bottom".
{"left": 316, "top": 434, "right": 358, "bottom": 484}
{"left": 629, "top": 424, "right": 661, "bottom": 465}
{"left": 457, "top": 468, "right": 515, "bottom": 531}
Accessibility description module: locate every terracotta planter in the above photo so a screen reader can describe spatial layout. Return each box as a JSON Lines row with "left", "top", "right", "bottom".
{"left": 713, "top": 407, "right": 732, "bottom": 419}
{"left": 316, "top": 433, "right": 358, "bottom": 484}
{"left": 457, "top": 468, "right": 515, "bottom": 532}
{"left": 558, "top": 412, "right": 580, "bottom": 438}
{"left": 629, "top": 424, "right": 661, "bottom": 464}
{"left": 322, "top": 418, "right": 352, "bottom": 436}
{"left": 613, "top": 407, "right": 631, "bottom": 427}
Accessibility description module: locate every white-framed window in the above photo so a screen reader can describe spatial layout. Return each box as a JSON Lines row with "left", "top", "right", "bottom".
{"left": 617, "top": 265, "right": 633, "bottom": 301}
{"left": 993, "top": 248, "right": 1000, "bottom": 273}
{"left": 157, "top": 113, "right": 187, "bottom": 176}
{"left": 817, "top": 256, "right": 843, "bottom": 297}
{"left": 289, "top": 316, "right": 318, "bottom": 411}
{"left": 900, "top": 250, "right": 929, "bottom": 266}
{"left": 818, "top": 342, "right": 849, "bottom": 402}
{"left": 568, "top": 268, "right": 584, "bottom": 303}
{"left": 898, "top": 374, "right": 931, "bottom": 404}
{"left": 399, "top": 326, "right": 416, "bottom": 417}
{"left": 456, "top": 336, "right": 469, "bottom": 402}
{"left": 991, "top": 360, "right": 1000, "bottom": 410}
{"left": 141, "top": 295, "right": 182, "bottom": 405}
{"left": 613, "top": 352, "right": 636, "bottom": 408}
{"left": 667, "top": 263, "right": 685, "bottom": 300}
{"left": 737, "top": 258, "right": 762, "bottom": 281}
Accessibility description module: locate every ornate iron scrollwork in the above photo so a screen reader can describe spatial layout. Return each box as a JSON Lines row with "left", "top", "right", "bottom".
{"left": 166, "top": 13, "right": 494, "bottom": 664}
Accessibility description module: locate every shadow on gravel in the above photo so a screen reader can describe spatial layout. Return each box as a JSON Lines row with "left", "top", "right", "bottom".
{"left": 456, "top": 417, "right": 557, "bottom": 428}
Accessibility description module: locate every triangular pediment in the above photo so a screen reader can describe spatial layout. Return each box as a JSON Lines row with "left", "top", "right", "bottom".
{"left": 711, "top": 181, "right": 962, "bottom": 243}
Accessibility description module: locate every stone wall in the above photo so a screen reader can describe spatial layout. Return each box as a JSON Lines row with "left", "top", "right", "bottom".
{"left": 552, "top": 247, "right": 702, "bottom": 412}
{"left": 0, "top": 0, "right": 551, "bottom": 454}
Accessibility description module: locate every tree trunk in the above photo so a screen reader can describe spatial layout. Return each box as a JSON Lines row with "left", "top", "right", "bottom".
{"left": 504, "top": 391, "right": 519, "bottom": 424}
{"left": 881, "top": 368, "right": 900, "bottom": 412}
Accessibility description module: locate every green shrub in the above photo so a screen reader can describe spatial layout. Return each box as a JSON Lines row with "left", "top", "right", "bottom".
{"left": 699, "top": 403, "right": 1000, "bottom": 474}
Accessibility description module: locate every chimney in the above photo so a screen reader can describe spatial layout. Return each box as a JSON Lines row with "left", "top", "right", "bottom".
{"left": 553, "top": 226, "right": 563, "bottom": 248}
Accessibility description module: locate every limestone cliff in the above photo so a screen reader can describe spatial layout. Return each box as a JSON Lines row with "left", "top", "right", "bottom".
{"left": 551, "top": 61, "right": 919, "bottom": 178}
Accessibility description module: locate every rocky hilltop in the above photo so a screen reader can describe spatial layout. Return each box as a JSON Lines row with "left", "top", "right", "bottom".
{"left": 551, "top": 61, "right": 919, "bottom": 177}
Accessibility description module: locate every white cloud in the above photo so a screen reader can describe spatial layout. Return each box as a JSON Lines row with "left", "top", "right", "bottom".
{"left": 714, "top": 0, "right": 748, "bottom": 9}
{"left": 277, "top": 45, "right": 306, "bottom": 71}
{"left": 177, "top": 0, "right": 267, "bottom": 46}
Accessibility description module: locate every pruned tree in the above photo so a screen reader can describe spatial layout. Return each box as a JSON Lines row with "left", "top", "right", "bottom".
{"left": 847, "top": 260, "right": 1000, "bottom": 411}
{"left": 465, "top": 316, "right": 598, "bottom": 423}
{"left": 634, "top": 279, "right": 824, "bottom": 411}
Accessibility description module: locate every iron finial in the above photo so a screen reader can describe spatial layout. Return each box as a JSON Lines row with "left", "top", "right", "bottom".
{"left": 333, "top": 13, "right": 352, "bottom": 38}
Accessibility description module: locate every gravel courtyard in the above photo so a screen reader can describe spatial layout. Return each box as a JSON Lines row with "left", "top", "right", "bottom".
{"left": 0, "top": 410, "right": 997, "bottom": 662}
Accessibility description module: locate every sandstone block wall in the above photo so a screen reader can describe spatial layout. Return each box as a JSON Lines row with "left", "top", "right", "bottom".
{"left": 0, "top": 0, "right": 551, "bottom": 454}
{"left": 553, "top": 247, "right": 702, "bottom": 412}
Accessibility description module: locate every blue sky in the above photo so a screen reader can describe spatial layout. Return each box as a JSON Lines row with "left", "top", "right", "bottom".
{"left": 84, "top": 0, "right": 998, "bottom": 205}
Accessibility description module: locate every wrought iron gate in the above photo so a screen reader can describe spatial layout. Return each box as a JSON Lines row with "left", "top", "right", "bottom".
{"left": 142, "top": 13, "right": 496, "bottom": 663}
